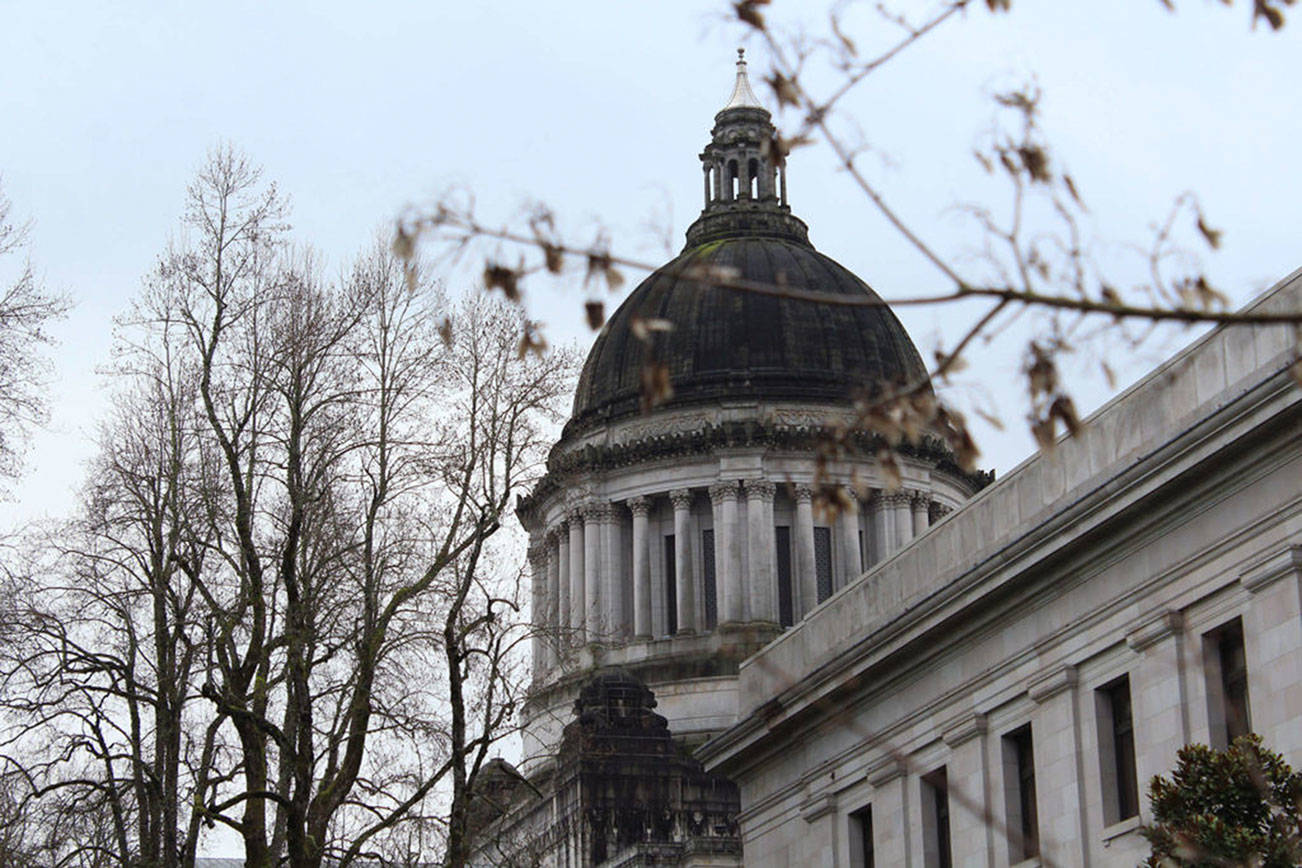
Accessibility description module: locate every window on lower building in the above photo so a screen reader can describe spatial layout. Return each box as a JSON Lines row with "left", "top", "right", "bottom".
{"left": 814, "top": 526, "right": 833, "bottom": 604}
{"left": 1002, "top": 724, "right": 1039, "bottom": 860}
{"left": 664, "top": 534, "right": 677, "bottom": 635}
{"left": 1204, "top": 618, "right": 1252, "bottom": 748}
{"left": 1095, "top": 675, "right": 1139, "bottom": 825}
{"left": 849, "top": 804, "right": 874, "bottom": 868}
{"left": 921, "top": 767, "right": 952, "bottom": 868}
{"left": 701, "top": 528, "right": 717, "bottom": 629}
{"left": 775, "top": 526, "right": 793, "bottom": 627}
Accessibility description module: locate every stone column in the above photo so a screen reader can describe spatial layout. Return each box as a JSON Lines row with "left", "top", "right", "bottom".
{"left": 598, "top": 505, "right": 623, "bottom": 642}
{"left": 869, "top": 490, "right": 889, "bottom": 568}
{"left": 567, "top": 510, "right": 585, "bottom": 646}
{"left": 793, "top": 484, "right": 817, "bottom": 620}
{"left": 528, "top": 537, "right": 548, "bottom": 678}
{"left": 1027, "top": 664, "right": 1090, "bottom": 868}
{"left": 709, "top": 481, "right": 743, "bottom": 625}
{"left": 628, "top": 496, "right": 653, "bottom": 640}
{"left": 889, "top": 493, "right": 914, "bottom": 551}
{"left": 669, "top": 488, "right": 696, "bottom": 635}
{"left": 911, "top": 492, "right": 931, "bottom": 538}
{"left": 838, "top": 486, "right": 861, "bottom": 589}
{"left": 553, "top": 526, "right": 568, "bottom": 647}
{"left": 940, "top": 713, "right": 991, "bottom": 868}
{"left": 1238, "top": 547, "right": 1302, "bottom": 746}
{"left": 1126, "top": 611, "right": 1191, "bottom": 812}
{"left": 746, "top": 480, "right": 777, "bottom": 623}
{"left": 545, "top": 532, "right": 561, "bottom": 668}
{"left": 866, "top": 758, "right": 910, "bottom": 866}
{"left": 583, "top": 502, "right": 606, "bottom": 642}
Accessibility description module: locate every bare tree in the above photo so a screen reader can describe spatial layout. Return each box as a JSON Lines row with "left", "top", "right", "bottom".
{"left": 0, "top": 148, "right": 572, "bottom": 867}
{"left": 0, "top": 360, "right": 223, "bottom": 868}
{"left": 0, "top": 181, "right": 68, "bottom": 490}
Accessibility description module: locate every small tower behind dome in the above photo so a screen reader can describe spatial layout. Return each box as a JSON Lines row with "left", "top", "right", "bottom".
{"left": 688, "top": 49, "right": 807, "bottom": 247}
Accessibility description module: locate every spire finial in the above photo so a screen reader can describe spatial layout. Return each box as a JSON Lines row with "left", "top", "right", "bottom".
{"left": 722, "top": 47, "right": 764, "bottom": 111}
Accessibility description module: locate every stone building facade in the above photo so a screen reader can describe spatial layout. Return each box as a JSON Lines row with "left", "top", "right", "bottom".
{"left": 697, "top": 274, "right": 1302, "bottom": 865}
{"left": 478, "top": 52, "right": 1302, "bottom": 867}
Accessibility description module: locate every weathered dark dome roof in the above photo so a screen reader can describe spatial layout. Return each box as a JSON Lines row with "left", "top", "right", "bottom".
{"left": 566, "top": 236, "right": 928, "bottom": 437}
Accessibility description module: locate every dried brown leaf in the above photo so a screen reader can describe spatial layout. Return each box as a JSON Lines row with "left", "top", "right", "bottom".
{"left": 878, "top": 448, "right": 903, "bottom": 492}
{"left": 1018, "top": 145, "right": 1051, "bottom": 183}
{"left": 640, "top": 361, "right": 674, "bottom": 412}
{"left": 437, "top": 316, "right": 454, "bottom": 347}
{"left": 766, "top": 71, "right": 801, "bottom": 110}
{"left": 542, "top": 242, "right": 564, "bottom": 275}
{"left": 629, "top": 316, "right": 674, "bottom": 343}
{"left": 1062, "top": 173, "right": 1083, "bottom": 207}
{"left": 392, "top": 226, "right": 415, "bottom": 261}
{"left": 684, "top": 262, "right": 742, "bottom": 285}
{"left": 734, "top": 0, "right": 769, "bottom": 29}
{"left": 1050, "top": 394, "right": 1082, "bottom": 437}
{"left": 1030, "top": 418, "right": 1056, "bottom": 452}
{"left": 517, "top": 322, "right": 548, "bottom": 359}
{"left": 974, "top": 407, "right": 1005, "bottom": 432}
{"left": 585, "top": 301, "right": 605, "bottom": 330}
{"left": 1196, "top": 213, "right": 1223, "bottom": 250}
{"left": 484, "top": 263, "right": 521, "bottom": 301}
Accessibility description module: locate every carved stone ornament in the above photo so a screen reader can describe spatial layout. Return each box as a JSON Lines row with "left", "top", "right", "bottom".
{"left": 744, "top": 479, "right": 776, "bottom": 502}
{"left": 626, "top": 494, "right": 652, "bottom": 517}
{"left": 583, "top": 501, "right": 615, "bottom": 523}
{"left": 708, "top": 480, "right": 741, "bottom": 505}
{"left": 669, "top": 488, "right": 695, "bottom": 510}
{"left": 792, "top": 483, "right": 814, "bottom": 504}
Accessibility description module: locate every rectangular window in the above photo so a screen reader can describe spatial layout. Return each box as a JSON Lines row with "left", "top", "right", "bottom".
{"left": 664, "top": 535, "right": 677, "bottom": 635}
{"left": 775, "top": 526, "right": 793, "bottom": 627}
{"left": 701, "top": 529, "right": 717, "bottom": 629}
{"left": 1205, "top": 618, "right": 1251, "bottom": 748}
{"left": 1002, "top": 725, "right": 1039, "bottom": 860}
{"left": 814, "top": 526, "right": 833, "bottom": 604}
{"left": 921, "top": 767, "right": 952, "bottom": 868}
{"left": 849, "top": 805, "right": 874, "bottom": 868}
{"left": 1095, "top": 675, "right": 1139, "bottom": 825}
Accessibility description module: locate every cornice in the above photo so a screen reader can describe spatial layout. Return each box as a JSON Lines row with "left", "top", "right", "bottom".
{"left": 517, "top": 418, "right": 992, "bottom": 518}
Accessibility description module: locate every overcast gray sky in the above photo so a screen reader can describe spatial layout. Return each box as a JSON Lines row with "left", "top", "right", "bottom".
{"left": 3, "top": 0, "right": 1300, "bottom": 530}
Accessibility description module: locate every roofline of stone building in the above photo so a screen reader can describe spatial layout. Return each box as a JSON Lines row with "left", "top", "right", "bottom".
{"left": 698, "top": 266, "right": 1302, "bottom": 774}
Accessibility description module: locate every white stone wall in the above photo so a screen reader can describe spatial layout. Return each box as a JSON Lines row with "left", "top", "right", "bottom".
{"left": 701, "top": 272, "right": 1302, "bottom": 867}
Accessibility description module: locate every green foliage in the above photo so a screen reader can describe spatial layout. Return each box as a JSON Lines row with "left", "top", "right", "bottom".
{"left": 1143, "top": 735, "right": 1302, "bottom": 867}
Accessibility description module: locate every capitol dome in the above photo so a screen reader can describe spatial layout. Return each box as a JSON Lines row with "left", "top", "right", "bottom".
{"left": 568, "top": 236, "right": 929, "bottom": 437}
{"left": 518, "top": 51, "right": 985, "bottom": 767}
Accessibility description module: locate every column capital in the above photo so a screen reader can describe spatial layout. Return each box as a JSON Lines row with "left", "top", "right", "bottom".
{"left": 548, "top": 520, "right": 567, "bottom": 541}
{"left": 582, "top": 500, "right": 614, "bottom": 523}
{"left": 626, "top": 495, "right": 652, "bottom": 518}
{"left": 908, "top": 490, "right": 931, "bottom": 508}
{"left": 792, "top": 483, "right": 814, "bottom": 504}
{"left": 708, "top": 480, "right": 741, "bottom": 505}
{"left": 744, "top": 479, "right": 777, "bottom": 502}
{"left": 668, "top": 488, "right": 695, "bottom": 510}
{"left": 882, "top": 492, "right": 911, "bottom": 508}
